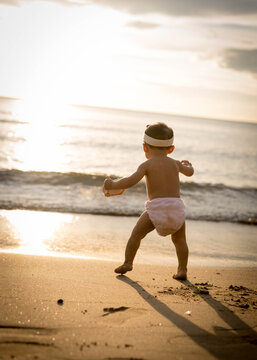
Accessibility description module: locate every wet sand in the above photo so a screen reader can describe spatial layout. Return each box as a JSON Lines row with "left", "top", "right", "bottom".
{"left": 0, "top": 253, "right": 256, "bottom": 359}
{"left": 1, "top": 209, "right": 257, "bottom": 268}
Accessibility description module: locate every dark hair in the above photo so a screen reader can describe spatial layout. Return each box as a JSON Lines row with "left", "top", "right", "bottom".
{"left": 145, "top": 122, "right": 173, "bottom": 149}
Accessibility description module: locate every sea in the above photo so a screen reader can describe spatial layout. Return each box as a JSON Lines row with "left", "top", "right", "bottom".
{"left": 0, "top": 97, "right": 256, "bottom": 267}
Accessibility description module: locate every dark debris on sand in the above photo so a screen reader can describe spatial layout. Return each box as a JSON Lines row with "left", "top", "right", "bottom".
{"left": 102, "top": 306, "right": 130, "bottom": 316}
{"left": 229, "top": 285, "right": 248, "bottom": 291}
{"left": 226, "top": 285, "right": 257, "bottom": 310}
{"left": 157, "top": 282, "right": 215, "bottom": 300}
{"left": 156, "top": 282, "right": 257, "bottom": 310}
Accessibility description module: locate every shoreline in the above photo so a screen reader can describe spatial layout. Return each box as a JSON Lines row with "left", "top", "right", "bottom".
{"left": 1, "top": 209, "right": 257, "bottom": 268}
{"left": 1, "top": 247, "right": 257, "bottom": 269}
{"left": 1, "top": 252, "right": 257, "bottom": 359}
{"left": 0, "top": 205, "right": 256, "bottom": 227}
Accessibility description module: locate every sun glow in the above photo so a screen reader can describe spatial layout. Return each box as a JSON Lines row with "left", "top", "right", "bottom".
{"left": 10, "top": 98, "right": 71, "bottom": 171}
{"left": 0, "top": 1, "right": 256, "bottom": 122}
{"left": 16, "top": 97, "right": 69, "bottom": 124}
{"left": 13, "top": 3, "right": 129, "bottom": 106}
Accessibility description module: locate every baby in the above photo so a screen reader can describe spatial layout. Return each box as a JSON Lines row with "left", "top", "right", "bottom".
{"left": 103, "top": 122, "right": 194, "bottom": 280}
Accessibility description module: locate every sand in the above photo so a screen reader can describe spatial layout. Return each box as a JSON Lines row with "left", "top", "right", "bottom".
{"left": 0, "top": 253, "right": 257, "bottom": 360}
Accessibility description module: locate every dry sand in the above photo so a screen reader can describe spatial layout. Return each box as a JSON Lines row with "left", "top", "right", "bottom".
{"left": 0, "top": 253, "right": 257, "bottom": 360}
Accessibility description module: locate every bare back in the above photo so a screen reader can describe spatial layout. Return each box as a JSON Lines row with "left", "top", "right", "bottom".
{"left": 144, "top": 156, "right": 180, "bottom": 200}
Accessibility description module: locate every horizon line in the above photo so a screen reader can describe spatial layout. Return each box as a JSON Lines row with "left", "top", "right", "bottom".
{"left": 0, "top": 94, "right": 256, "bottom": 126}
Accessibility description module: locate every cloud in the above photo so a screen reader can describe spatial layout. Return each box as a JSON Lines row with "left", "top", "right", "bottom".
{"left": 1, "top": 0, "right": 257, "bottom": 16}
{"left": 219, "top": 48, "right": 257, "bottom": 75}
{"left": 0, "top": 0, "right": 23, "bottom": 5}
{"left": 215, "top": 24, "right": 257, "bottom": 32}
{"left": 0, "top": 0, "right": 85, "bottom": 6}
{"left": 126, "top": 21, "right": 159, "bottom": 30}
{"left": 92, "top": 0, "right": 257, "bottom": 16}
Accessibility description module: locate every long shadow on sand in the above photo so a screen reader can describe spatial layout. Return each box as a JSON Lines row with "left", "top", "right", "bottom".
{"left": 117, "top": 276, "right": 257, "bottom": 360}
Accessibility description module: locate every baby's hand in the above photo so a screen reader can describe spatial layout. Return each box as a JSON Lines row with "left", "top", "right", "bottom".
{"left": 178, "top": 160, "right": 194, "bottom": 177}
{"left": 181, "top": 160, "right": 192, "bottom": 167}
{"left": 104, "top": 177, "right": 113, "bottom": 190}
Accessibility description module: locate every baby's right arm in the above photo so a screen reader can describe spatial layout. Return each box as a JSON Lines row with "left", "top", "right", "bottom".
{"left": 177, "top": 160, "right": 194, "bottom": 177}
{"left": 104, "top": 163, "right": 146, "bottom": 190}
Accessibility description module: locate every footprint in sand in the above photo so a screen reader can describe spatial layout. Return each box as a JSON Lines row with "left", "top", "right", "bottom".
{"left": 0, "top": 325, "right": 58, "bottom": 348}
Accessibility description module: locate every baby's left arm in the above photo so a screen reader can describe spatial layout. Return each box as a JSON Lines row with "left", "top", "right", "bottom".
{"left": 104, "top": 163, "right": 146, "bottom": 190}
{"left": 177, "top": 160, "right": 194, "bottom": 177}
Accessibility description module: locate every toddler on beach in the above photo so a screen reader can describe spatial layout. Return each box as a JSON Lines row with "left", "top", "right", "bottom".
{"left": 103, "top": 122, "right": 194, "bottom": 280}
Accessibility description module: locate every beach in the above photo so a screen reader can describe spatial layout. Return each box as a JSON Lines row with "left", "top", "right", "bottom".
{"left": 1, "top": 0, "right": 257, "bottom": 358}
{"left": 1, "top": 209, "right": 257, "bottom": 359}
{"left": 0, "top": 96, "right": 257, "bottom": 360}
{"left": 1, "top": 252, "right": 257, "bottom": 360}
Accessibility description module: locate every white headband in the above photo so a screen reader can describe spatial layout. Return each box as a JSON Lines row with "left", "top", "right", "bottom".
{"left": 144, "top": 133, "right": 174, "bottom": 147}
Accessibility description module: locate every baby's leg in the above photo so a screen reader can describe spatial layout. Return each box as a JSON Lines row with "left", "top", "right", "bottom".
{"left": 115, "top": 211, "right": 155, "bottom": 274}
{"left": 171, "top": 222, "right": 188, "bottom": 280}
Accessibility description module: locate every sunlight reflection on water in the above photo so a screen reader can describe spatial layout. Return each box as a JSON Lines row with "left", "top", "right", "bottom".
{"left": 10, "top": 100, "right": 71, "bottom": 171}
{"left": 1, "top": 210, "right": 73, "bottom": 255}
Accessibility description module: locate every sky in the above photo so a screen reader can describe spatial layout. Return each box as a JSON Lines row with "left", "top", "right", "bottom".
{"left": 0, "top": 0, "right": 257, "bottom": 122}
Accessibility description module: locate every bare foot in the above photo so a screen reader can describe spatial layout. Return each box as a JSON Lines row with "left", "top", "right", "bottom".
{"left": 173, "top": 270, "right": 187, "bottom": 280}
{"left": 114, "top": 263, "right": 133, "bottom": 275}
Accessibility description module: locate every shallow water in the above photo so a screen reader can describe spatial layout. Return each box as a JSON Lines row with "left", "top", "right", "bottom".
{"left": 1, "top": 210, "right": 256, "bottom": 267}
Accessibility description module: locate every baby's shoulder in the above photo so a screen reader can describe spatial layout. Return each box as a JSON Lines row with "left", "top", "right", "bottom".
{"left": 165, "top": 156, "right": 180, "bottom": 166}
{"left": 137, "top": 159, "right": 151, "bottom": 173}
{"left": 161, "top": 157, "right": 180, "bottom": 173}
{"left": 145, "top": 157, "right": 178, "bottom": 168}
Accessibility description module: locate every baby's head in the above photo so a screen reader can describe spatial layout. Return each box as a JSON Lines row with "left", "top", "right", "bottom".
{"left": 144, "top": 122, "right": 174, "bottom": 151}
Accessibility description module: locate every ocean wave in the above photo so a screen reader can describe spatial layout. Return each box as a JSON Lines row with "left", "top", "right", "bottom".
{"left": 0, "top": 118, "right": 28, "bottom": 125}
{"left": 1, "top": 169, "right": 256, "bottom": 225}
{"left": 1, "top": 169, "right": 256, "bottom": 193}
{"left": 181, "top": 181, "right": 256, "bottom": 194}
{"left": 0, "top": 169, "right": 106, "bottom": 186}
{"left": 0, "top": 109, "right": 13, "bottom": 116}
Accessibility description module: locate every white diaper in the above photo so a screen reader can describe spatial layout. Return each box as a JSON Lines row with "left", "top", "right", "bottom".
{"left": 146, "top": 197, "right": 185, "bottom": 236}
